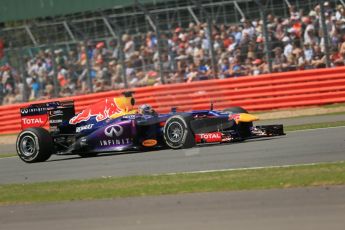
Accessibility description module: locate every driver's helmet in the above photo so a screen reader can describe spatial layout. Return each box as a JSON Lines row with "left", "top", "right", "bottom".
{"left": 138, "top": 104, "right": 154, "bottom": 115}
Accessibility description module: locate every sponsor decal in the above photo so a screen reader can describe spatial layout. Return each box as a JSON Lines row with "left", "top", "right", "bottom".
{"left": 69, "top": 96, "right": 134, "bottom": 124}
{"left": 104, "top": 124, "right": 123, "bottom": 137}
{"left": 49, "top": 110, "right": 63, "bottom": 117}
{"left": 99, "top": 138, "right": 131, "bottom": 146}
{"left": 76, "top": 124, "right": 94, "bottom": 133}
{"left": 22, "top": 117, "right": 44, "bottom": 125}
{"left": 21, "top": 114, "right": 48, "bottom": 129}
{"left": 50, "top": 126, "right": 60, "bottom": 132}
{"left": 99, "top": 123, "right": 131, "bottom": 147}
{"left": 200, "top": 133, "right": 221, "bottom": 139}
{"left": 122, "top": 115, "right": 136, "bottom": 119}
{"left": 69, "top": 98, "right": 121, "bottom": 124}
{"left": 229, "top": 114, "right": 240, "bottom": 121}
{"left": 195, "top": 132, "right": 222, "bottom": 143}
{"left": 49, "top": 119, "right": 63, "bottom": 124}
{"left": 142, "top": 139, "right": 157, "bottom": 147}
{"left": 20, "top": 107, "right": 47, "bottom": 115}
{"left": 80, "top": 137, "right": 87, "bottom": 147}
{"left": 21, "top": 109, "right": 29, "bottom": 114}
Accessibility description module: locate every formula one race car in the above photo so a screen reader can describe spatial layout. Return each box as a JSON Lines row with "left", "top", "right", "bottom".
{"left": 16, "top": 92, "right": 285, "bottom": 163}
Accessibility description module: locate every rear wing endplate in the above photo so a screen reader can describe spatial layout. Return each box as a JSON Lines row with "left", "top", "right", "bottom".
{"left": 19, "top": 101, "right": 75, "bottom": 131}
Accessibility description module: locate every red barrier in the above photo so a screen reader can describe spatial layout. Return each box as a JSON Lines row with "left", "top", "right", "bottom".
{"left": 1, "top": 67, "right": 345, "bottom": 134}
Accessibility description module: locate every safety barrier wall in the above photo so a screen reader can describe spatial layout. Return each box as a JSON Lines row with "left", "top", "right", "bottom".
{"left": 1, "top": 66, "right": 345, "bottom": 134}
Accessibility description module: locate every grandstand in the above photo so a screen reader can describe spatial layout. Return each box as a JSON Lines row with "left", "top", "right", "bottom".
{"left": 0, "top": 0, "right": 343, "bottom": 105}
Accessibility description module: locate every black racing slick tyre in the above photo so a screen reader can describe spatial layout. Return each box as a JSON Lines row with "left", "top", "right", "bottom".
{"left": 16, "top": 127, "right": 53, "bottom": 163}
{"left": 163, "top": 115, "right": 195, "bottom": 149}
{"left": 223, "top": 106, "right": 248, "bottom": 114}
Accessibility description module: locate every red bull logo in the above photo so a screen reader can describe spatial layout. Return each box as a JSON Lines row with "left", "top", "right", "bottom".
{"left": 69, "top": 96, "right": 134, "bottom": 125}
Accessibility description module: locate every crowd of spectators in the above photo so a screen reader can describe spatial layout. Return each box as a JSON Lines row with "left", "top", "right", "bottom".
{"left": 1, "top": 1, "right": 345, "bottom": 105}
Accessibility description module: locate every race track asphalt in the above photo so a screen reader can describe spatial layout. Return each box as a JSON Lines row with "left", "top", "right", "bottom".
{"left": 1, "top": 186, "right": 344, "bottom": 230}
{"left": 1, "top": 126, "right": 345, "bottom": 184}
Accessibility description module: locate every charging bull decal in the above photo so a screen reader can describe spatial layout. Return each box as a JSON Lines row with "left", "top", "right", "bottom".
{"left": 69, "top": 96, "right": 135, "bottom": 125}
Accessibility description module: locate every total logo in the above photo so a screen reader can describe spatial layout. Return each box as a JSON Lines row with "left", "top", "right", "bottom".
{"left": 22, "top": 118, "right": 44, "bottom": 125}
{"left": 199, "top": 133, "right": 221, "bottom": 139}
{"left": 195, "top": 132, "right": 222, "bottom": 143}
{"left": 104, "top": 124, "right": 123, "bottom": 137}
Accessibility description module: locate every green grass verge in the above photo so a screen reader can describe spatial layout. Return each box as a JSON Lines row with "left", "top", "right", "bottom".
{"left": 254, "top": 111, "right": 345, "bottom": 120}
{"left": 285, "top": 121, "right": 345, "bottom": 132}
{"left": 322, "top": 102, "right": 345, "bottom": 108}
{"left": 0, "top": 133, "right": 16, "bottom": 136}
{"left": 0, "top": 153, "right": 16, "bottom": 159}
{"left": 254, "top": 104, "right": 345, "bottom": 119}
{"left": 1, "top": 161, "right": 344, "bottom": 205}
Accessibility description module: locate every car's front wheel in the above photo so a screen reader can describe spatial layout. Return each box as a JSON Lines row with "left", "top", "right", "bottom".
{"left": 16, "top": 128, "right": 53, "bottom": 163}
{"left": 163, "top": 115, "right": 195, "bottom": 149}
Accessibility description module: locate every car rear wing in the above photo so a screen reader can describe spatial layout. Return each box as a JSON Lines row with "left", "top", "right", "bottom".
{"left": 20, "top": 101, "right": 75, "bottom": 131}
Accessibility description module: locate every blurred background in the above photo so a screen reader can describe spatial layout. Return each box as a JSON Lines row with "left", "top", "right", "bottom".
{"left": 0, "top": 0, "right": 343, "bottom": 105}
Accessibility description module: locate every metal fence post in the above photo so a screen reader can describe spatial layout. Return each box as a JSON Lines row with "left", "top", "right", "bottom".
{"left": 255, "top": 0, "right": 273, "bottom": 73}
{"left": 154, "top": 15, "right": 166, "bottom": 84}
{"left": 50, "top": 44, "right": 61, "bottom": 97}
{"left": 319, "top": 0, "right": 331, "bottom": 68}
{"left": 102, "top": 16, "right": 128, "bottom": 88}
{"left": 117, "top": 31, "right": 128, "bottom": 88}
{"left": 18, "top": 48, "right": 30, "bottom": 102}
{"left": 85, "top": 42, "right": 94, "bottom": 93}
{"left": 192, "top": 0, "right": 218, "bottom": 78}
{"left": 206, "top": 16, "right": 217, "bottom": 78}
{"left": 64, "top": 20, "right": 94, "bottom": 93}
{"left": 136, "top": 0, "right": 166, "bottom": 84}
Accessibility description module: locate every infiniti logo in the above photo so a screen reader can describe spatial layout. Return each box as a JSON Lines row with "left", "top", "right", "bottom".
{"left": 104, "top": 124, "right": 124, "bottom": 137}
{"left": 21, "top": 109, "right": 29, "bottom": 114}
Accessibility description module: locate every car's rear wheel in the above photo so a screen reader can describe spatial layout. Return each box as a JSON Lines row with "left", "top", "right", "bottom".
{"left": 16, "top": 128, "right": 53, "bottom": 163}
{"left": 163, "top": 115, "right": 195, "bottom": 149}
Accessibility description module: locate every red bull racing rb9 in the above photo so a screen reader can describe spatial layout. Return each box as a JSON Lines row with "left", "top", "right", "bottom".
{"left": 16, "top": 92, "right": 285, "bottom": 163}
